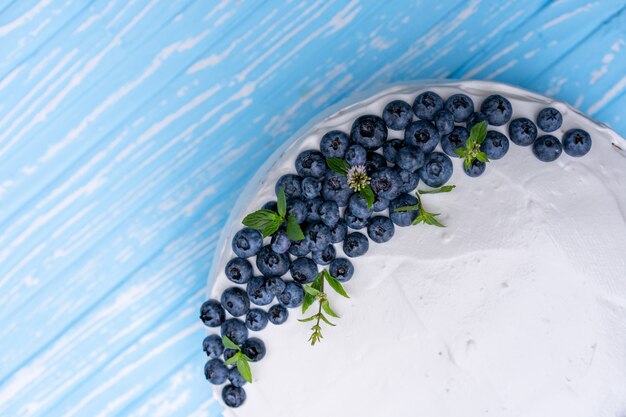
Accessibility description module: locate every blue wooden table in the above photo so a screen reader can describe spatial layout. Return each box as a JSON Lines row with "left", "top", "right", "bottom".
{"left": 0, "top": 1, "right": 624, "bottom": 416}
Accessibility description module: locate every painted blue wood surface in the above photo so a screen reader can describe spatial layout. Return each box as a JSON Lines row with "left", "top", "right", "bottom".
{"left": 0, "top": 1, "right": 625, "bottom": 416}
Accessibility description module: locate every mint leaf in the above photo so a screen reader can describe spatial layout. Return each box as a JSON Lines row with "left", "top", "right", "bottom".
{"left": 298, "top": 315, "right": 317, "bottom": 323}
{"left": 277, "top": 187, "right": 287, "bottom": 218}
{"left": 413, "top": 210, "right": 445, "bottom": 227}
{"left": 222, "top": 336, "right": 240, "bottom": 351}
{"left": 236, "top": 358, "right": 253, "bottom": 383}
{"left": 394, "top": 204, "right": 420, "bottom": 212}
{"left": 464, "top": 157, "right": 472, "bottom": 171}
{"left": 454, "top": 147, "right": 466, "bottom": 158}
{"left": 321, "top": 300, "right": 339, "bottom": 318}
{"left": 286, "top": 214, "right": 305, "bottom": 241}
{"left": 303, "top": 284, "right": 320, "bottom": 297}
{"left": 224, "top": 353, "right": 239, "bottom": 366}
{"left": 419, "top": 185, "right": 456, "bottom": 194}
{"left": 243, "top": 209, "right": 281, "bottom": 231}
{"left": 476, "top": 151, "right": 490, "bottom": 163}
{"left": 324, "top": 271, "right": 349, "bottom": 298}
{"left": 261, "top": 219, "right": 282, "bottom": 238}
{"left": 326, "top": 158, "right": 350, "bottom": 176}
{"left": 302, "top": 293, "right": 316, "bottom": 314}
{"left": 470, "top": 120, "right": 487, "bottom": 144}
{"left": 359, "top": 185, "right": 375, "bottom": 209}
{"left": 318, "top": 313, "right": 336, "bottom": 326}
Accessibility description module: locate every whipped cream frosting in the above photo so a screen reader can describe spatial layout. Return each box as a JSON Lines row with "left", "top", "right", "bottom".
{"left": 208, "top": 81, "right": 626, "bottom": 417}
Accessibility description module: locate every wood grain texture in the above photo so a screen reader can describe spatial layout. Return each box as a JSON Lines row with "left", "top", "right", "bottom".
{"left": 0, "top": 1, "right": 624, "bottom": 416}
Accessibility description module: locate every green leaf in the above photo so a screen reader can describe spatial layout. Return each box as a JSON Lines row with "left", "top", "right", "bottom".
{"left": 318, "top": 313, "right": 336, "bottom": 327}
{"left": 224, "top": 353, "right": 239, "bottom": 366}
{"left": 298, "top": 315, "right": 317, "bottom": 323}
{"left": 464, "top": 157, "right": 472, "bottom": 171}
{"left": 326, "top": 158, "right": 350, "bottom": 176}
{"left": 236, "top": 359, "right": 253, "bottom": 383}
{"left": 476, "top": 151, "right": 490, "bottom": 163}
{"left": 394, "top": 204, "right": 420, "bottom": 212}
{"left": 454, "top": 147, "right": 466, "bottom": 158}
{"left": 416, "top": 210, "right": 445, "bottom": 227}
{"left": 419, "top": 185, "right": 456, "bottom": 194}
{"left": 285, "top": 215, "right": 305, "bottom": 241}
{"left": 222, "top": 336, "right": 240, "bottom": 351}
{"left": 301, "top": 293, "right": 315, "bottom": 314}
{"left": 324, "top": 271, "right": 349, "bottom": 298}
{"left": 359, "top": 185, "right": 375, "bottom": 209}
{"left": 470, "top": 120, "right": 487, "bottom": 144}
{"left": 303, "top": 284, "right": 320, "bottom": 296}
{"left": 261, "top": 219, "right": 282, "bottom": 238}
{"left": 242, "top": 209, "right": 282, "bottom": 231}
{"left": 277, "top": 187, "right": 287, "bottom": 218}
{"left": 321, "top": 300, "right": 339, "bottom": 318}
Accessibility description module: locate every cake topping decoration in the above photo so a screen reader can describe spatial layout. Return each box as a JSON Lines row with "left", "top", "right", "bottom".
{"left": 327, "top": 157, "right": 375, "bottom": 208}
{"left": 454, "top": 120, "right": 490, "bottom": 171}
{"left": 242, "top": 187, "right": 305, "bottom": 240}
{"left": 394, "top": 185, "right": 456, "bottom": 228}
{"left": 222, "top": 336, "right": 254, "bottom": 383}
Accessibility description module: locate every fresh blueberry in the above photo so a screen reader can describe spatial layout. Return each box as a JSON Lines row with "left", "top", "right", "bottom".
{"left": 322, "top": 170, "right": 352, "bottom": 207}
{"left": 464, "top": 159, "right": 486, "bottom": 177}
{"left": 389, "top": 193, "right": 419, "bottom": 227}
{"left": 203, "top": 334, "right": 224, "bottom": 358}
{"left": 370, "top": 167, "right": 402, "bottom": 200}
{"left": 221, "top": 318, "right": 248, "bottom": 345}
{"left": 372, "top": 195, "right": 389, "bottom": 212}
{"left": 295, "top": 150, "right": 327, "bottom": 178}
{"left": 344, "top": 144, "right": 367, "bottom": 166}
{"left": 200, "top": 299, "right": 226, "bottom": 327}
{"left": 290, "top": 257, "right": 319, "bottom": 284}
{"left": 270, "top": 230, "right": 291, "bottom": 254}
{"left": 329, "top": 258, "right": 354, "bottom": 283}
{"left": 221, "top": 287, "right": 250, "bottom": 317}
{"left": 245, "top": 308, "right": 269, "bottom": 331}
{"left": 480, "top": 95, "right": 512, "bottom": 126}
{"left": 441, "top": 126, "right": 469, "bottom": 158}
{"left": 445, "top": 93, "right": 474, "bottom": 122}
{"left": 396, "top": 168, "right": 419, "bottom": 193}
{"left": 242, "top": 337, "right": 265, "bottom": 362}
{"left": 278, "top": 281, "right": 304, "bottom": 308}
{"left": 262, "top": 201, "right": 277, "bottom": 211}
{"left": 351, "top": 115, "right": 387, "bottom": 150}
{"left": 319, "top": 200, "right": 340, "bottom": 227}
{"left": 265, "top": 276, "right": 286, "bottom": 296}
{"left": 232, "top": 228, "right": 263, "bottom": 258}
{"left": 329, "top": 219, "right": 347, "bottom": 243}
{"left": 466, "top": 111, "right": 488, "bottom": 130}
{"left": 533, "top": 135, "right": 563, "bottom": 162}
{"left": 288, "top": 238, "right": 310, "bottom": 257}
{"left": 433, "top": 109, "right": 455, "bottom": 135}
{"left": 563, "top": 128, "right": 592, "bottom": 157}
{"left": 286, "top": 198, "right": 307, "bottom": 224}
{"left": 222, "top": 385, "right": 246, "bottom": 408}
{"left": 256, "top": 246, "right": 291, "bottom": 278}
{"left": 223, "top": 348, "right": 237, "bottom": 362}
{"left": 246, "top": 275, "right": 274, "bottom": 306}
{"left": 365, "top": 151, "right": 388, "bottom": 175}
{"left": 480, "top": 131, "right": 509, "bottom": 160}
{"left": 536, "top": 107, "right": 562, "bottom": 132}
{"left": 320, "top": 130, "right": 350, "bottom": 159}
{"left": 305, "top": 222, "right": 331, "bottom": 252}
{"left": 224, "top": 258, "right": 253, "bottom": 285}
{"left": 508, "top": 118, "right": 537, "bottom": 146}
{"left": 204, "top": 358, "right": 228, "bottom": 385}
{"left": 396, "top": 145, "right": 425, "bottom": 172}
{"left": 305, "top": 197, "right": 323, "bottom": 223}
{"left": 404, "top": 120, "right": 440, "bottom": 154}
{"left": 383, "top": 100, "right": 413, "bottom": 130}
{"left": 367, "top": 216, "right": 395, "bottom": 243}
{"left": 301, "top": 177, "right": 322, "bottom": 200}
{"left": 419, "top": 152, "right": 453, "bottom": 187}
{"left": 228, "top": 367, "right": 247, "bottom": 388}
{"left": 268, "top": 304, "right": 289, "bottom": 325}
{"left": 275, "top": 174, "right": 302, "bottom": 199}
{"left": 382, "top": 139, "right": 404, "bottom": 164}
{"left": 348, "top": 192, "right": 374, "bottom": 219}
{"left": 312, "top": 244, "right": 336, "bottom": 265}
{"left": 413, "top": 91, "right": 444, "bottom": 121}
{"left": 343, "top": 232, "right": 369, "bottom": 257}
{"left": 344, "top": 208, "right": 369, "bottom": 230}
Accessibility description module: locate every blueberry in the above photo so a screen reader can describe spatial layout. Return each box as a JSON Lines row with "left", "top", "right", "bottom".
{"left": 275, "top": 174, "right": 302, "bottom": 199}
{"left": 286, "top": 198, "right": 307, "bottom": 223}
{"left": 382, "top": 139, "right": 404, "bottom": 164}
{"left": 536, "top": 107, "right": 562, "bottom": 132}
{"left": 221, "top": 287, "right": 250, "bottom": 317}
{"left": 322, "top": 170, "right": 352, "bottom": 207}
{"left": 305, "top": 222, "right": 331, "bottom": 252}
{"left": 320, "top": 130, "right": 350, "bottom": 159}
{"left": 508, "top": 118, "right": 537, "bottom": 146}
{"left": 223, "top": 348, "right": 237, "bottom": 361}
{"left": 329, "top": 258, "right": 354, "bottom": 282}
{"left": 228, "top": 367, "right": 247, "bottom": 388}
{"left": 396, "top": 168, "right": 419, "bottom": 193}
{"left": 305, "top": 197, "right": 323, "bottom": 223}
{"left": 370, "top": 167, "right": 402, "bottom": 200}
{"left": 441, "top": 126, "right": 469, "bottom": 158}
{"left": 434, "top": 109, "right": 455, "bottom": 135}
{"left": 265, "top": 276, "right": 286, "bottom": 296}
{"left": 246, "top": 275, "right": 274, "bottom": 306}
{"left": 533, "top": 135, "right": 563, "bottom": 162}
{"left": 232, "top": 228, "right": 263, "bottom": 258}
{"left": 200, "top": 299, "right": 226, "bottom": 327}
{"left": 480, "top": 131, "right": 509, "bottom": 160}
{"left": 329, "top": 219, "right": 347, "bottom": 243}
{"left": 262, "top": 201, "right": 277, "bottom": 211}
{"left": 319, "top": 200, "right": 340, "bottom": 227}
{"left": 278, "top": 281, "right": 304, "bottom": 308}
{"left": 295, "top": 150, "right": 327, "bottom": 178}
{"left": 383, "top": 100, "right": 413, "bottom": 130}
{"left": 288, "top": 238, "right": 310, "bottom": 257}
{"left": 256, "top": 246, "right": 291, "bottom": 277}
{"left": 404, "top": 120, "right": 440, "bottom": 154}
{"left": 367, "top": 216, "right": 395, "bottom": 243}
{"left": 563, "top": 128, "right": 592, "bottom": 157}
{"left": 466, "top": 111, "right": 488, "bottom": 130}
{"left": 271, "top": 230, "right": 291, "bottom": 254}
{"left": 312, "top": 244, "right": 336, "bottom": 265}
{"left": 268, "top": 304, "right": 289, "bottom": 325}
{"left": 389, "top": 193, "right": 419, "bottom": 227}
{"left": 345, "top": 144, "right": 367, "bottom": 166}
{"left": 480, "top": 94, "right": 512, "bottom": 126}
{"left": 221, "top": 318, "right": 248, "bottom": 345}
{"left": 344, "top": 208, "right": 369, "bottom": 230}
{"left": 419, "top": 152, "right": 453, "bottom": 187}
{"left": 222, "top": 385, "right": 246, "bottom": 408}
{"left": 372, "top": 195, "right": 389, "bottom": 212}
{"left": 343, "top": 232, "right": 369, "bottom": 257}
{"left": 396, "top": 145, "right": 425, "bottom": 172}
{"left": 348, "top": 192, "right": 374, "bottom": 219}
{"left": 445, "top": 93, "right": 474, "bottom": 122}
{"left": 204, "top": 358, "right": 228, "bottom": 385}
{"left": 301, "top": 177, "right": 322, "bottom": 199}
{"left": 203, "top": 334, "right": 224, "bottom": 358}
{"left": 290, "top": 257, "right": 319, "bottom": 284}
{"left": 464, "top": 159, "right": 486, "bottom": 177}
{"left": 350, "top": 115, "right": 387, "bottom": 150}
{"left": 413, "top": 91, "right": 444, "bottom": 121}
{"left": 224, "top": 258, "right": 253, "bottom": 285}
{"left": 365, "top": 151, "right": 388, "bottom": 175}
{"left": 242, "top": 337, "right": 266, "bottom": 362}
{"left": 245, "top": 308, "right": 269, "bottom": 331}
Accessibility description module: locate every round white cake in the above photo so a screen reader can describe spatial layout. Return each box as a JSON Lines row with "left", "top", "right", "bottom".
{"left": 207, "top": 80, "right": 626, "bottom": 417}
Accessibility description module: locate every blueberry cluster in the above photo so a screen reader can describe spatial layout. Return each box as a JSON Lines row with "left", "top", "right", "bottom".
{"left": 200, "top": 89, "right": 592, "bottom": 408}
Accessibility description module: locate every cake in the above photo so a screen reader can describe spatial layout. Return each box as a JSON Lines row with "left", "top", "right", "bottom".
{"left": 201, "top": 80, "right": 626, "bottom": 417}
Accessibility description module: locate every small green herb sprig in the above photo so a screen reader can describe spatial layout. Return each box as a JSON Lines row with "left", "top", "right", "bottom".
{"left": 222, "top": 336, "right": 253, "bottom": 383}
{"left": 242, "top": 187, "right": 304, "bottom": 239}
{"left": 455, "top": 121, "right": 490, "bottom": 170}
{"left": 394, "top": 185, "right": 456, "bottom": 227}
{"left": 327, "top": 158, "right": 375, "bottom": 208}
{"left": 298, "top": 269, "right": 349, "bottom": 346}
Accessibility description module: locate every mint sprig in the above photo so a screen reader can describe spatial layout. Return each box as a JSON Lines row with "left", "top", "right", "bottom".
{"left": 326, "top": 158, "right": 350, "bottom": 175}
{"left": 222, "top": 336, "right": 253, "bottom": 383}
{"left": 299, "top": 269, "right": 349, "bottom": 346}
{"left": 242, "top": 187, "right": 304, "bottom": 240}
{"left": 327, "top": 158, "right": 375, "bottom": 209}
{"left": 394, "top": 185, "right": 455, "bottom": 227}
{"left": 455, "top": 121, "right": 490, "bottom": 171}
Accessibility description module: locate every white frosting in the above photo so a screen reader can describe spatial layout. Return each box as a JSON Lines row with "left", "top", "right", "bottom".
{"left": 208, "top": 81, "right": 626, "bottom": 417}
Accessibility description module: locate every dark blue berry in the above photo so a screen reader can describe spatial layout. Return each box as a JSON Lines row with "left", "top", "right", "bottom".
{"left": 319, "top": 200, "right": 340, "bottom": 227}
{"left": 382, "top": 139, "right": 403, "bottom": 164}
{"left": 320, "top": 130, "right": 350, "bottom": 159}
{"left": 404, "top": 120, "right": 440, "bottom": 154}
{"left": 441, "top": 126, "right": 469, "bottom": 158}
{"left": 222, "top": 385, "right": 246, "bottom": 408}
{"left": 221, "top": 318, "right": 248, "bottom": 345}
{"left": 344, "top": 208, "right": 369, "bottom": 230}
{"left": 200, "top": 299, "right": 226, "bottom": 327}
{"left": 419, "top": 152, "right": 453, "bottom": 187}
{"left": 413, "top": 91, "right": 443, "bottom": 121}
{"left": 329, "top": 258, "right": 354, "bottom": 282}
{"left": 383, "top": 100, "right": 413, "bottom": 130}
{"left": 224, "top": 258, "right": 253, "bottom": 285}
{"left": 367, "top": 216, "right": 395, "bottom": 243}
{"left": 329, "top": 219, "right": 347, "bottom": 243}
{"left": 370, "top": 167, "right": 402, "bottom": 200}
{"left": 301, "top": 177, "right": 322, "bottom": 199}
{"left": 278, "top": 281, "right": 304, "bottom": 308}
{"left": 305, "top": 197, "right": 323, "bottom": 223}
{"left": 389, "top": 193, "right": 419, "bottom": 227}
{"left": 372, "top": 195, "right": 389, "bottom": 212}
{"left": 509, "top": 118, "right": 537, "bottom": 146}
{"left": 322, "top": 170, "right": 352, "bottom": 207}
{"left": 242, "top": 337, "right": 265, "bottom": 361}
{"left": 286, "top": 198, "right": 307, "bottom": 223}
{"left": 305, "top": 222, "right": 331, "bottom": 251}
{"left": 265, "top": 276, "right": 286, "bottom": 296}
{"left": 434, "top": 109, "right": 455, "bottom": 135}
{"left": 396, "top": 145, "right": 425, "bottom": 172}
{"left": 246, "top": 275, "right": 274, "bottom": 306}
{"left": 533, "top": 135, "right": 563, "bottom": 162}
{"left": 563, "top": 128, "right": 592, "bottom": 157}
{"left": 365, "top": 151, "right": 388, "bottom": 175}
{"left": 228, "top": 367, "right": 247, "bottom": 388}
{"left": 351, "top": 115, "right": 387, "bottom": 150}
{"left": 256, "top": 246, "right": 291, "bottom": 277}
{"left": 270, "top": 230, "right": 291, "bottom": 254}
{"left": 223, "top": 348, "right": 237, "bottom": 361}
{"left": 221, "top": 287, "right": 250, "bottom": 317}
{"left": 275, "top": 174, "right": 302, "bottom": 199}
{"left": 312, "top": 244, "right": 336, "bottom": 265}
{"left": 245, "top": 308, "right": 269, "bottom": 331}
{"left": 290, "top": 257, "right": 318, "bottom": 284}
{"left": 288, "top": 238, "right": 310, "bottom": 257}
{"left": 480, "top": 95, "right": 512, "bottom": 126}
{"left": 262, "top": 201, "right": 277, "bottom": 211}
{"left": 396, "top": 168, "right": 419, "bottom": 193}
{"left": 480, "top": 131, "right": 509, "bottom": 160}
{"left": 203, "top": 334, "right": 224, "bottom": 358}
{"left": 536, "top": 107, "right": 562, "bottom": 132}
{"left": 232, "top": 228, "right": 263, "bottom": 258}
{"left": 466, "top": 111, "right": 488, "bottom": 130}
{"left": 344, "top": 144, "right": 367, "bottom": 166}
{"left": 205, "top": 358, "right": 228, "bottom": 385}
{"left": 464, "top": 159, "right": 486, "bottom": 177}
{"left": 348, "top": 192, "right": 373, "bottom": 219}
{"left": 343, "top": 232, "right": 369, "bottom": 257}
{"left": 445, "top": 93, "right": 474, "bottom": 122}
{"left": 295, "top": 150, "right": 327, "bottom": 178}
{"left": 268, "top": 304, "right": 289, "bottom": 325}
